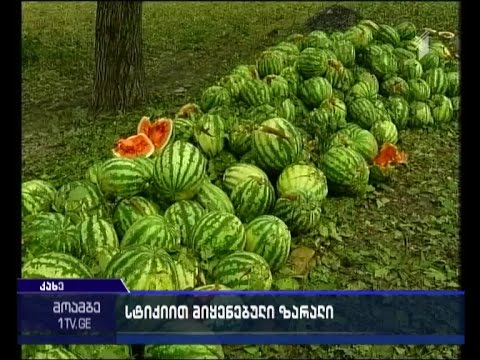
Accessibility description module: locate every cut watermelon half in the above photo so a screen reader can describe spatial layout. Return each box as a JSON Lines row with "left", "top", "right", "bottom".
{"left": 137, "top": 116, "right": 173, "bottom": 153}
{"left": 113, "top": 133, "right": 155, "bottom": 158}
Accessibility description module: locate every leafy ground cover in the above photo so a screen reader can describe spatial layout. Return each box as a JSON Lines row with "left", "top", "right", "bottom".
{"left": 22, "top": 2, "right": 460, "bottom": 358}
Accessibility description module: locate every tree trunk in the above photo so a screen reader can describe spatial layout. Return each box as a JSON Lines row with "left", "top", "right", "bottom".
{"left": 92, "top": 1, "right": 145, "bottom": 113}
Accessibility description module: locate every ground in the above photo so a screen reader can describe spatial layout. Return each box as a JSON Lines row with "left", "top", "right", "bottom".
{"left": 22, "top": 2, "right": 460, "bottom": 359}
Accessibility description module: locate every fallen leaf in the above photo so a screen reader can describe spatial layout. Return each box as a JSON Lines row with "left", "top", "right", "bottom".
{"left": 288, "top": 246, "right": 316, "bottom": 275}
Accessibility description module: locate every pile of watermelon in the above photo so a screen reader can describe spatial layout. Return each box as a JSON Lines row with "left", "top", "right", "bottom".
{"left": 21, "top": 20, "right": 459, "bottom": 359}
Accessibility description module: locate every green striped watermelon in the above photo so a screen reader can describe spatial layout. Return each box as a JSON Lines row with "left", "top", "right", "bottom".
{"left": 264, "top": 75, "right": 290, "bottom": 100}
{"left": 98, "top": 158, "right": 150, "bottom": 199}
{"left": 22, "top": 192, "right": 50, "bottom": 218}
{"left": 230, "top": 176, "right": 276, "bottom": 223}
{"left": 296, "top": 48, "right": 328, "bottom": 79}
{"left": 370, "top": 120, "right": 399, "bottom": 145}
{"left": 369, "top": 52, "right": 398, "bottom": 79}
{"left": 344, "top": 25, "right": 373, "bottom": 49}
{"left": 173, "top": 118, "right": 194, "bottom": 142}
{"left": 273, "top": 197, "right": 322, "bottom": 235}
{"left": 218, "top": 74, "right": 247, "bottom": 99}
{"left": 271, "top": 41, "right": 301, "bottom": 57}
{"left": 430, "top": 42, "right": 452, "bottom": 60}
{"left": 22, "top": 179, "right": 56, "bottom": 216}
{"left": 239, "top": 79, "right": 272, "bottom": 107}
{"left": 346, "top": 81, "right": 377, "bottom": 103}
{"left": 154, "top": 141, "right": 207, "bottom": 201}
{"left": 277, "top": 164, "right": 328, "bottom": 203}
{"left": 256, "top": 50, "right": 287, "bottom": 77}
{"left": 429, "top": 95, "right": 454, "bottom": 124}
{"left": 22, "top": 252, "right": 93, "bottom": 278}
{"left": 193, "top": 114, "right": 225, "bottom": 158}
{"left": 244, "top": 215, "right": 291, "bottom": 271}
{"left": 164, "top": 200, "right": 205, "bottom": 246}
{"left": 420, "top": 52, "right": 442, "bottom": 71}
{"left": 423, "top": 68, "right": 448, "bottom": 95}
{"left": 400, "top": 59, "right": 423, "bottom": 80}
{"left": 407, "top": 78, "right": 431, "bottom": 101}
{"left": 191, "top": 211, "right": 246, "bottom": 260}
{"left": 332, "top": 39, "right": 356, "bottom": 67}
{"left": 276, "top": 98, "right": 297, "bottom": 124}
{"left": 253, "top": 117, "right": 303, "bottom": 172}
{"left": 380, "top": 76, "right": 410, "bottom": 98}
{"left": 324, "top": 59, "right": 345, "bottom": 90}
{"left": 303, "top": 31, "right": 332, "bottom": 49}
{"left": 279, "top": 66, "right": 300, "bottom": 95}
{"left": 375, "top": 24, "right": 401, "bottom": 46}
{"left": 172, "top": 248, "right": 199, "bottom": 290}
{"left": 144, "top": 344, "right": 224, "bottom": 360}
{"left": 121, "top": 215, "right": 180, "bottom": 252}
{"left": 319, "top": 146, "right": 370, "bottom": 195}
{"left": 386, "top": 96, "right": 410, "bottom": 130}
{"left": 223, "top": 163, "right": 269, "bottom": 194}
{"left": 113, "top": 196, "right": 160, "bottom": 238}
{"left": 298, "top": 77, "right": 333, "bottom": 109}
{"left": 358, "top": 20, "right": 380, "bottom": 33}
{"left": 195, "top": 182, "right": 234, "bottom": 214}
{"left": 395, "top": 21, "right": 417, "bottom": 40}
{"left": 232, "top": 64, "right": 259, "bottom": 80}
{"left": 103, "top": 245, "right": 178, "bottom": 290}
{"left": 79, "top": 216, "right": 119, "bottom": 274}
{"left": 200, "top": 86, "right": 231, "bottom": 113}
{"left": 446, "top": 72, "right": 460, "bottom": 97}
{"left": 22, "top": 213, "right": 81, "bottom": 260}
{"left": 347, "top": 98, "right": 378, "bottom": 129}
{"left": 212, "top": 251, "right": 272, "bottom": 290}
{"left": 69, "top": 345, "right": 132, "bottom": 359}
{"left": 329, "top": 126, "right": 379, "bottom": 162}
{"left": 409, "top": 101, "right": 434, "bottom": 128}
{"left": 227, "top": 121, "right": 254, "bottom": 156}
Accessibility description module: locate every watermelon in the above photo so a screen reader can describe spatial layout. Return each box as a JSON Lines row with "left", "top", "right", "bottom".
{"left": 218, "top": 74, "right": 247, "bottom": 99}
{"left": 370, "top": 120, "right": 399, "bottom": 145}
{"left": 271, "top": 41, "right": 300, "bottom": 57}
{"left": 79, "top": 216, "right": 119, "bottom": 274}
{"left": 430, "top": 42, "right": 453, "bottom": 60}
{"left": 296, "top": 47, "right": 328, "bottom": 79}
{"left": 423, "top": 68, "right": 448, "bottom": 95}
{"left": 137, "top": 117, "right": 174, "bottom": 153}
{"left": 329, "top": 126, "right": 379, "bottom": 163}
{"left": 409, "top": 101, "right": 434, "bottom": 128}
{"left": 429, "top": 95, "right": 454, "bottom": 124}
{"left": 358, "top": 19, "right": 380, "bottom": 33}
{"left": 253, "top": 117, "right": 303, "bottom": 172}
{"left": 347, "top": 98, "right": 378, "bottom": 129}
{"left": 212, "top": 251, "right": 272, "bottom": 290}
{"left": 264, "top": 75, "right": 290, "bottom": 100}
{"left": 277, "top": 164, "right": 328, "bottom": 203}
{"left": 195, "top": 181, "right": 234, "bottom": 214}
{"left": 230, "top": 176, "right": 276, "bottom": 223}
{"left": 113, "top": 196, "right": 160, "bottom": 238}
{"left": 22, "top": 252, "right": 93, "bottom": 278}
{"left": 191, "top": 211, "right": 246, "bottom": 260}
{"left": 239, "top": 79, "right": 272, "bottom": 107}
{"left": 227, "top": 121, "right": 254, "bottom": 155}
{"left": 386, "top": 96, "right": 410, "bottom": 130}
{"left": 164, "top": 200, "right": 205, "bottom": 246}
{"left": 277, "top": 98, "right": 297, "bottom": 124}
{"left": 407, "top": 78, "right": 431, "bottom": 101}
{"left": 206, "top": 150, "right": 238, "bottom": 182}
{"left": 69, "top": 345, "right": 132, "bottom": 359}
{"left": 256, "top": 49, "right": 287, "bottom": 77}
{"left": 303, "top": 30, "right": 332, "bottom": 49}
{"left": 193, "top": 114, "right": 225, "bottom": 158}
{"left": 395, "top": 21, "right": 417, "bottom": 40}
{"left": 380, "top": 76, "right": 410, "bottom": 98}
{"left": 144, "top": 344, "right": 224, "bottom": 359}
{"left": 332, "top": 39, "right": 356, "bottom": 67}
{"left": 346, "top": 81, "right": 377, "bottom": 103}
{"left": 22, "top": 179, "right": 56, "bottom": 215}
{"left": 355, "top": 71, "right": 380, "bottom": 94}
{"left": 279, "top": 66, "right": 300, "bottom": 95}
{"left": 400, "top": 59, "right": 423, "bottom": 80}
{"left": 344, "top": 25, "right": 374, "bottom": 49}
{"left": 223, "top": 163, "right": 269, "bottom": 194}
{"left": 103, "top": 245, "right": 178, "bottom": 290}
{"left": 298, "top": 76, "right": 333, "bottom": 108}
{"left": 173, "top": 118, "right": 194, "bottom": 142}
{"left": 375, "top": 24, "right": 401, "bottom": 46}
{"left": 200, "top": 86, "right": 231, "bottom": 113}
{"left": 53, "top": 180, "right": 107, "bottom": 224}
{"left": 112, "top": 133, "right": 155, "bottom": 159}
{"left": 393, "top": 48, "right": 417, "bottom": 64}
{"left": 232, "top": 64, "right": 259, "bottom": 80}
{"left": 172, "top": 248, "right": 199, "bottom": 290}
{"left": 446, "top": 72, "right": 460, "bottom": 97}
{"left": 22, "top": 213, "right": 81, "bottom": 260}
{"left": 319, "top": 146, "right": 370, "bottom": 195}
{"left": 98, "top": 158, "right": 151, "bottom": 199}
{"left": 420, "top": 52, "right": 442, "bottom": 71}
{"left": 369, "top": 52, "right": 398, "bottom": 79}
{"left": 85, "top": 162, "right": 103, "bottom": 185}
{"left": 316, "top": 97, "right": 348, "bottom": 130}
{"left": 245, "top": 215, "right": 291, "bottom": 271}
{"left": 121, "top": 215, "right": 180, "bottom": 252}
{"left": 154, "top": 141, "right": 207, "bottom": 201}
{"left": 273, "top": 197, "right": 322, "bottom": 235}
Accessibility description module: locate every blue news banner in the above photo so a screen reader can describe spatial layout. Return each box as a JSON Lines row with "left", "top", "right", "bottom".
{"left": 17, "top": 279, "right": 464, "bottom": 345}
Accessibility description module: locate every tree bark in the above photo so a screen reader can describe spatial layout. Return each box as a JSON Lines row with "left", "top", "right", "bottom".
{"left": 92, "top": 1, "right": 145, "bottom": 113}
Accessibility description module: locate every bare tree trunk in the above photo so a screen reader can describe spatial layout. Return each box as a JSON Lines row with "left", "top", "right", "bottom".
{"left": 92, "top": 1, "right": 145, "bottom": 113}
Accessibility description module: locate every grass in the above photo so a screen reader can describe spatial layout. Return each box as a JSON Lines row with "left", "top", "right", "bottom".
{"left": 22, "top": 1, "right": 460, "bottom": 359}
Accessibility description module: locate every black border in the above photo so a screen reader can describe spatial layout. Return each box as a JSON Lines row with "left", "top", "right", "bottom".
{"left": 16, "top": 1, "right": 474, "bottom": 359}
